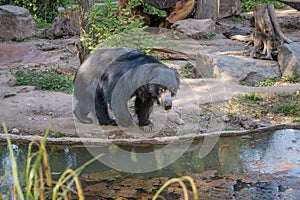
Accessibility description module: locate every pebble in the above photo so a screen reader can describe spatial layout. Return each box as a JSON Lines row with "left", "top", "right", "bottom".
{"left": 11, "top": 128, "right": 20, "bottom": 134}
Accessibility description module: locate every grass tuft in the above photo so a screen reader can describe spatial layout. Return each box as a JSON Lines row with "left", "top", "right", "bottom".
{"left": 14, "top": 67, "right": 73, "bottom": 93}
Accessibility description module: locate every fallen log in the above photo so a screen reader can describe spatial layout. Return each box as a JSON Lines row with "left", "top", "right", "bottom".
{"left": 0, "top": 123, "right": 299, "bottom": 146}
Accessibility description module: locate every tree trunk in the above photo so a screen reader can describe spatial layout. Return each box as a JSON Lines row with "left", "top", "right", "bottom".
{"left": 194, "top": 0, "right": 218, "bottom": 21}
{"left": 251, "top": 4, "right": 292, "bottom": 60}
{"left": 77, "top": 0, "right": 95, "bottom": 63}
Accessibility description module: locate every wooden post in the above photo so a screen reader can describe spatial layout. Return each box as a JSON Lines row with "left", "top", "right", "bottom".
{"left": 251, "top": 4, "right": 292, "bottom": 60}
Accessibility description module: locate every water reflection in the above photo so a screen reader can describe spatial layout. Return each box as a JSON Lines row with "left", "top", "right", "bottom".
{"left": 0, "top": 129, "right": 299, "bottom": 191}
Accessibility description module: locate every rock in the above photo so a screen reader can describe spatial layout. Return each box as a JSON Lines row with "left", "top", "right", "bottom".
{"left": 11, "top": 128, "right": 20, "bottom": 134}
{"left": 167, "top": 110, "right": 185, "bottom": 125}
{"left": 278, "top": 42, "right": 300, "bottom": 80}
{"left": 0, "top": 5, "right": 36, "bottom": 40}
{"left": 42, "top": 16, "right": 76, "bottom": 39}
{"left": 195, "top": 53, "right": 281, "bottom": 85}
{"left": 171, "top": 19, "right": 215, "bottom": 39}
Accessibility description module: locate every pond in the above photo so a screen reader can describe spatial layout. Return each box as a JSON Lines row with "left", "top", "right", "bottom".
{"left": 1, "top": 129, "right": 299, "bottom": 199}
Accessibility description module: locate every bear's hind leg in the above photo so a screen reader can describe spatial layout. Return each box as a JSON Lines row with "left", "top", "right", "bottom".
{"left": 95, "top": 86, "right": 117, "bottom": 126}
{"left": 73, "top": 104, "right": 93, "bottom": 124}
{"left": 135, "top": 97, "right": 154, "bottom": 131}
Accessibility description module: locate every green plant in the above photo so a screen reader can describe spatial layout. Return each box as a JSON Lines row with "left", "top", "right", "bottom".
{"left": 281, "top": 74, "right": 298, "bottom": 83}
{"left": 244, "top": 92, "right": 261, "bottom": 101}
{"left": 1, "top": 0, "right": 69, "bottom": 23}
{"left": 203, "top": 32, "right": 216, "bottom": 40}
{"left": 53, "top": 131, "right": 63, "bottom": 138}
{"left": 255, "top": 76, "right": 278, "bottom": 87}
{"left": 296, "top": 91, "right": 300, "bottom": 98}
{"left": 241, "top": 0, "right": 286, "bottom": 12}
{"left": 83, "top": 0, "right": 146, "bottom": 52}
{"left": 292, "top": 117, "right": 300, "bottom": 123}
{"left": 96, "top": 27, "right": 163, "bottom": 53}
{"left": 274, "top": 101, "right": 299, "bottom": 115}
{"left": 2, "top": 123, "right": 102, "bottom": 199}
{"left": 280, "top": 23, "right": 299, "bottom": 30}
{"left": 13, "top": 67, "right": 73, "bottom": 93}
{"left": 35, "top": 18, "right": 52, "bottom": 29}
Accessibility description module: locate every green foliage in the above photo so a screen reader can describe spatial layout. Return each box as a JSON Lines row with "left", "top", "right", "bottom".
{"left": 281, "top": 74, "right": 298, "bottom": 83}
{"left": 14, "top": 67, "right": 73, "bottom": 93}
{"left": 1, "top": 0, "right": 70, "bottom": 23}
{"left": 274, "top": 101, "right": 299, "bottom": 116}
{"left": 255, "top": 76, "right": 278, "bottom": 87}
{"left": 82, "top": 0, "right": 165, "bottom": 52}
{"left": 241, "top": 0, "right": 286, "bottom": 12}
{"left": 96, "top": 28, "right": 163, "bottom": 53}
{"left": 35, "top": 18, "right": 52, "bottom": 29}
{"left": 143, "top": 3, "right": 167, "bottom": 17}
{"left": 203, "top": 32, "right": 217, "bottom": 40}
{"left": 296, "top": 91, "right": 300, "bottom": 98}
{"left": 243, "top": 92, "right": 262, "bottom": 101}
{"left": 83, "top": 0, "right": 146, "bottom": 52}
{"left": 53, "top": 131, "right": 63, "bottom": 138}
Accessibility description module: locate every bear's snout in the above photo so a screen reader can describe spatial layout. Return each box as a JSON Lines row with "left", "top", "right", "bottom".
{"left": 162, "top": 92, "right": 172, "bottom": 110}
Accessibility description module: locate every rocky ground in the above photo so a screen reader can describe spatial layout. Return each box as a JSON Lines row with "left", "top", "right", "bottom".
{"left": 0, "top": 9, "right": 299, "bottom": 142}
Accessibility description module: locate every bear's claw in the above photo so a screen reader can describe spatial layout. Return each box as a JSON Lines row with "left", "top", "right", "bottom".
{"left": 140, "top": 122, "right": 154, "bottom": 132}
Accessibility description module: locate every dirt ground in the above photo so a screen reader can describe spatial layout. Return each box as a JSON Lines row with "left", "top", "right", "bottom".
{"left": 0, "top": 9, "right": 299, "bottom": 141}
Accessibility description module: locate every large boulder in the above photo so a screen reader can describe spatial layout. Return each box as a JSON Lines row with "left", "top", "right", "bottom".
{"left": 278, "top": 42, "right": 300, "bottom": 80}
{"left": 171, "top": 19, "right": 215, "bottom": 39}
{"left": 0, "top": 5, "right": 36, "bottom": 40}
{"left": 195, "top": 53, "right": 281, "bottom": 85}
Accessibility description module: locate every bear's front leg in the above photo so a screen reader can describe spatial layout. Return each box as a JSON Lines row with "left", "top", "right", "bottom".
{"left": 135, "top": 97, "right": 154, "bottom": 132}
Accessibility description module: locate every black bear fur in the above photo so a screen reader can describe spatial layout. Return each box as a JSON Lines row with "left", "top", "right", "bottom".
{"left": 73, "top": 48, "right": 180, "bottom": 130}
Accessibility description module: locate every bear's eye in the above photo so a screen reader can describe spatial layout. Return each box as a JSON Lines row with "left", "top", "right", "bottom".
{"left": 158, "top": 88, "right": 166, "bottom": 94}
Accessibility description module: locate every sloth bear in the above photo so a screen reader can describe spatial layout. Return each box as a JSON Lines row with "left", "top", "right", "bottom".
{"left": 73, "top": 48, "right": 180, "bottom": 131}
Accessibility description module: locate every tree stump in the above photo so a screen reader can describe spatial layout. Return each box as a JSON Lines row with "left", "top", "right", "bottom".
{"left": 194, "top": 0, "right": 218, "bottom": 21}
{"left": 251, "top": 4, "right": 292, "bottom": 60}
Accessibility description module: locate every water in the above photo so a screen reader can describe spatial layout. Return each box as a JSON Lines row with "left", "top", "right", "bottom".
{"left": 1, "top": 129, "right": 299, "bottom": 194}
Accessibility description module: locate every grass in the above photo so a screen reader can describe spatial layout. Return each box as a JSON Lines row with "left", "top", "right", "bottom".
{"left": 241, "top": 0, "right": 286, "bottom": 12}
{"left": 227, "top": 92, "right": 300, "bottom": 120}
{"left": 13, "top": 67, "right": 73, "bottom": 94}
{"left": 2, "top": 123, "right": 102, "bottom": 199}
{"left": 255, "top": 76, "right": 278, "bottom": 87}
{"left": 255, "top": 75, "right": 299, "bottom": 87}
{"left": 281, "top": 74, "right": 299, "bottom": 83}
